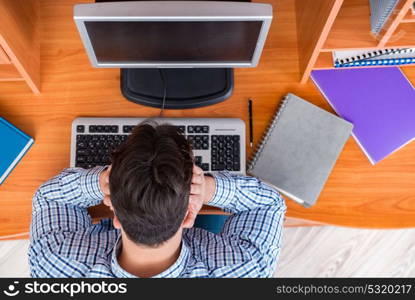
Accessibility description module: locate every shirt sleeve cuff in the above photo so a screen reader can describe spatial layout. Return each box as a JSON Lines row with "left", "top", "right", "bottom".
{"left": 79, "top": 166, "right": 106, "bottom": 205}
{"left": 207, "top": 172, "right": 236, "bottom": 210}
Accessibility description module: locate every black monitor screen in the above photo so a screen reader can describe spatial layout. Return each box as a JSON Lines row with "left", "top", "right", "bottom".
{"left": 85, "top": 21, "right": 263, "bottom": 63}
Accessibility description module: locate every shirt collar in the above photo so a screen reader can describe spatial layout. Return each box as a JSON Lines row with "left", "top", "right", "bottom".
{"left": 111, "top": 235, "right": 190, "bottom": 278}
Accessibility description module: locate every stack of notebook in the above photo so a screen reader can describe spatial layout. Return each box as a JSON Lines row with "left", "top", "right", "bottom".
{"left": 333, "top": 48, "right": 415, "bottom": 68}
{"left": 369, "top": 0, "right": 400, "bottom": 34}
{"left": 247, "top": 93, "right": 353, "bottom": 207}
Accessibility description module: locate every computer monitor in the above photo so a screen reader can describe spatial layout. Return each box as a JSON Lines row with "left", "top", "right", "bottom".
{"left": 74, "top": 1, "right": 273, "bottom": 109}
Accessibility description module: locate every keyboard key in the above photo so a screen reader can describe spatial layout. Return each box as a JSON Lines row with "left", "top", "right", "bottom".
{"left": 77, "top": 149, "right": 89, "bottom": 156}
{"left": 233, "top": 144, "right": 240, "bottom": 155}
{"left": 111, "top": 126, "right": 118, "bottom": 133}
{"left": 202, "top": 126, "right": 209, "bottom": 133}
{"left": 77, "top": 125, "right": 85, "bottom": 133}
{"left": 89, "top": 126, "right": 96, "bottom": 133}
{"left": 123, "top": 126, "right": 134, "bottom": 133}
{"left": 201, "top": 163, "right": 209, "bottom": 171}
{"left": 212, "top": 163, "right": 225, "bottom": 171}
{"left": 77, "top": 141, "right": 86, "bottom": 149}
{"left": 177, "top": 126, "right": 185, "bottom": 133}
{"left": 77, "top": 156, "right": 86, "bottom": 163}
{"left": 187, "top": 126, "right": 194, "bottom": 133}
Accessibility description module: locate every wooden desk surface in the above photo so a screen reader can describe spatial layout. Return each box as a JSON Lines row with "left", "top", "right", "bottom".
{"left": 1, "top": 0, "right": 415, "bottom": 239}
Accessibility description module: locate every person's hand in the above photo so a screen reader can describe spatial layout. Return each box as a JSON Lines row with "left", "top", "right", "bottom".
{"left": 99, "top": 166, "right": 112, "bottom": 209}
{"left": 184, "top": 165, "right": 216, "bottom": 228}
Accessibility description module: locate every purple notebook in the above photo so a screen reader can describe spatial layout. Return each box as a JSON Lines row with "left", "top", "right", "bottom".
{"left": 311, "top": 67, "right": 415, "bottom": 164}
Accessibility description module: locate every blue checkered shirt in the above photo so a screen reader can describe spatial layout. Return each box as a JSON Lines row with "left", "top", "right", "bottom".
{"left": 29, "top": 167, "right": 286, "bottom": 278}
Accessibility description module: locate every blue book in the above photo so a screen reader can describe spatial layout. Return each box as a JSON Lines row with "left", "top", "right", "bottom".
{"left": 0, "top": 118, "right": 34, "bottom": 184}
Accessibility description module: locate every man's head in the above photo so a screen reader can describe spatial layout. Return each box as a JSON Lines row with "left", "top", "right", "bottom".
{"left": 109, "top": 121, "right": 194, "bottom": 247}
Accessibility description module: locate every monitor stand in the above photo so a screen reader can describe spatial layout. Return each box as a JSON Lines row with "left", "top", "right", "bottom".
{"left": 120, "top": 68, "right": 233, "bottom": 109}
{"left": 96, "top": 0, "right": 250, "bottom": 109}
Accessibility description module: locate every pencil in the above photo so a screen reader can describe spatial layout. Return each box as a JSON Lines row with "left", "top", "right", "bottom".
{"left": 248, "top": 99, "right": 253, "bottom": 148}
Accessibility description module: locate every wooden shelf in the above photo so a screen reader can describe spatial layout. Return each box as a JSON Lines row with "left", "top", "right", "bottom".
{"left": 0, "top": 47, "right": 10, "bottom": 64}
{"left": 386, "top": 22, "right": 415, "bottom": 47}
{"left": 401, "top": 9, "right": 415, "bottom": 23}
{"left": 0, "top": 0, "right": 40, "bottom": 93}
{"left": 314, "top": 52, "right": 334, "bottom": 69}
{"left": 296, "top": 0, "right": 415, "bottom": 82}
{"left": 295, "top": 0, "right": 343, "bottom": 83}
{"left": 0, "top": 64, "right": 23, "bottom": 81}
{"left": 322, "top": 0, "right": 379, "bottom": 50}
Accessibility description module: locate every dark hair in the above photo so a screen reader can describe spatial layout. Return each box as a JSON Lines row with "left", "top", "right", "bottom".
{"left": 109, "top": 121, "right": 193, "bottom": 247}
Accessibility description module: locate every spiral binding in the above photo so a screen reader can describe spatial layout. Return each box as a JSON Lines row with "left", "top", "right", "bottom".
{"left": 371, "top": 0, "right": 399, "bottom": 34}
{"left": 335, "top": 48, "right": 400, "bottom": 66}
{"left": 247, "top": 95, "right": 290, "bottom": 172}
{"left": 337, "top": 57, "right": 415, "bottom": 68}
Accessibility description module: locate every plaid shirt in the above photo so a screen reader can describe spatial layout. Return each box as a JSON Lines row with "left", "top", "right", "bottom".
{"left": 29, "top": 167, "right": 286, "bottom": 278}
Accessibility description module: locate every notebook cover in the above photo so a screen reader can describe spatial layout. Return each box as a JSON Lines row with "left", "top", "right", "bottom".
{"left": 311, "top": 67, "right": 415, "bottom": 164}
{"left": 370, "top": 0, "right": 399, "bottom": 33}
{"left": 248, "top": 94, "right": 353, "bottom": 207}
{"left": 0, "top": 118, "right": 34, "bottom": 184}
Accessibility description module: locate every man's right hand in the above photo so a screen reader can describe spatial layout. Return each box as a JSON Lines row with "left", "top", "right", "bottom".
{"left": 184, "top": 165, "right": 216, "bottom": 228}
{"left": 99, "top": 166, "right": 112, "bottom": 209}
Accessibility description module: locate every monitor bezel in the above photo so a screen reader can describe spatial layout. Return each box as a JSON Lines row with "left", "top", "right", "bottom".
{"left": 73, "top": 1, "right": 273, "bottom": 68}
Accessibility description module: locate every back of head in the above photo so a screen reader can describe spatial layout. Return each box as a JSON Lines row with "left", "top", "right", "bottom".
{"left": 109, "top": 121, "right": 193, "bottom": 247}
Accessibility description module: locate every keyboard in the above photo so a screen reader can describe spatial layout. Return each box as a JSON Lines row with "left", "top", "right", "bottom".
{"left": 71, "top": 118, "right": 246, "bottom": 174}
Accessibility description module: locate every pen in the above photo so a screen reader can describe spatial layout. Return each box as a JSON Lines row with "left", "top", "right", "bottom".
{"left": 248, "top": 98, "right": 253, "bottom": 148}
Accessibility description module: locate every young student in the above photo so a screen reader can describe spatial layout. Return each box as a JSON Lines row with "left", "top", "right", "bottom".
{"left": 29, "top": 122, "right": 286, "bottom": 277}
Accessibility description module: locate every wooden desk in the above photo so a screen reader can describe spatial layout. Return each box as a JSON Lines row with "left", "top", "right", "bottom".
{"left": 1, "top": 0, "right": 415, "bottom": 239}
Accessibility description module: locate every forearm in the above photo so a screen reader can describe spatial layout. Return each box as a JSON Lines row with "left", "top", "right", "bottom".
{"left": 32, "top": 166, "right": 106, "bottom": 213}
{"left": 30, "top": 166, "right": 107, "bottom": 242}
{"left": 206, "top": 172, "right": 285, "bottom": 214}
{"left": 187, "top": 172, "right": 286, "bottom": 277}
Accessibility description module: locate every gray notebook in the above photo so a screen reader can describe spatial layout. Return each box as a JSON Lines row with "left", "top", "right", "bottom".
{"left": 247, "top": 93, "right": 353, "bottom": 207}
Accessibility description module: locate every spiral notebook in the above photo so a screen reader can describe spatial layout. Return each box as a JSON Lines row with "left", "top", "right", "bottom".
{"left": 370, "top": 0, "right": 400, "bottom": 34}
{"left": 247, "top": 94, "right": 353, "bottom": 207}
{"left": 333, "top": 48, "right": 415, "bottom": 68}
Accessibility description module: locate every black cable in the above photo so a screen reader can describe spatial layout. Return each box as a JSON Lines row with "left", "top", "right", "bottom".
{"left": 158, "top": 69, "right": 167, "bottom": 117}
